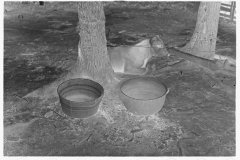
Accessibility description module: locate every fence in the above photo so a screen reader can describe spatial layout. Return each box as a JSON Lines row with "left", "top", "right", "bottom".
{"left": 220, "top": 1, "right": 236, "bottom": 22}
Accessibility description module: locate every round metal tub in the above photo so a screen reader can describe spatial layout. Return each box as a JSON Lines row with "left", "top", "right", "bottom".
{"left": 119, "top": 77, "right": 168, "bottom": 116}
{"left": 57, "top": 78, "right": 104, "bottom": 118}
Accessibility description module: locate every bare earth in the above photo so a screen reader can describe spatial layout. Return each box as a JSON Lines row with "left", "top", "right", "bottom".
{"left": 4, "top": 2, "right": 236, "bottom": 156}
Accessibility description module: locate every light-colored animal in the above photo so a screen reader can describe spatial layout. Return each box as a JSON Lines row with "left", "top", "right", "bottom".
{"left": 108, "top": 35, "right": 169, "bottom": 75}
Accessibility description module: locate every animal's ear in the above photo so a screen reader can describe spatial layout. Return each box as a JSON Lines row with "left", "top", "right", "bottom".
{"left": 157, "top": 33, "right": 164, "bottom": 38}
{"left": 150, "top": 34, "right": 163, "bottom": 42}
{"left": 150, "top": 36, "right": 158, "bottom": 46}
{"left": 150, "top": 35, "right": 164, "bottom": 48}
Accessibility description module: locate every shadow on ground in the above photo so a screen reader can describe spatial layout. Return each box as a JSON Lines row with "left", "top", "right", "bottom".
{"left": 4, "top": 2, "right": 235, "bottom": 156}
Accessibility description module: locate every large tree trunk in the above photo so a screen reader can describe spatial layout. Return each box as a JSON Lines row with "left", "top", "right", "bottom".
{"left": 71, "top": 2, "right": 114, "bottom": 85}
{"left": 180, "top": 2, "right": 221, "bottom": 60}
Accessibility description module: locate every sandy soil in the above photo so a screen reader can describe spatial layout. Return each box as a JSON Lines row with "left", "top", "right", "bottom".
{"left": 4, "top": 2, "right": 235, "bottom": 156}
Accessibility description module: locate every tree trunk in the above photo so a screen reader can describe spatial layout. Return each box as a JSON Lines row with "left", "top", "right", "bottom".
{"left": 73, "top": 2, "right": 114, "bottom": 85}
{"left": 180, "top": 2, "right": 221, "bottom": 60}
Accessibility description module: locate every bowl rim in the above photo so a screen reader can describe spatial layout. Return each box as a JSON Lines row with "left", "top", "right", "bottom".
{"left": 57, "top": 78, "right": 104, "bottom": 103}
{"left": 120, "top": 77, "right": 169, "bottom": 101}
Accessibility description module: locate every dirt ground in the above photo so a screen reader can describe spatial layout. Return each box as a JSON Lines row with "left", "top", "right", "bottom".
{"left": 3, "top": 2, "right": 236, "bottom": 156}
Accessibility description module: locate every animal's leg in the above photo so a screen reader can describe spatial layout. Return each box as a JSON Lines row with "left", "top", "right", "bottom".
{"left": 141, "top": 58, "right": 149, "bottom": 68}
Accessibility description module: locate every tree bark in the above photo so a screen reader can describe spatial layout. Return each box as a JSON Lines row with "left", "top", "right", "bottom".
{"left": 180, "top": 2, "right": 221, "bottom": 60}
{"left": 74, "top": 2, "right": 114, "bottom": 85}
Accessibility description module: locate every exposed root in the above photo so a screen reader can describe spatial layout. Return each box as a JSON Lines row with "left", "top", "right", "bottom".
{"left": 167, "top": 47, "right": 236, "bottom": 77}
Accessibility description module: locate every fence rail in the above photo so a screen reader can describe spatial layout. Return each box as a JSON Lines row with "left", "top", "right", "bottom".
{"left": 220, "top": 1, "right": 236, "bottom": 22}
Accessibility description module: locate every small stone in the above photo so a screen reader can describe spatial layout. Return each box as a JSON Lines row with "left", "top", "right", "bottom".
{"left": 44, "top": 111, "right": 53, "bottom": 118}
{"left": 46, "top": 105, "right": 55, "bottom": 110}
{"left": 6, "top": 136, "right": 20, "bottom": 142}
{"left": 139, "top": 120, "right": 156, "bottom": 128}
{"left": 131, "top": 126, "right": 144, "bottom": 133}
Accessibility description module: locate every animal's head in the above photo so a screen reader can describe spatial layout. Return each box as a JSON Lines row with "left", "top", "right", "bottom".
{"left": 150, "top": 35, "right": 169, "bottom": 57}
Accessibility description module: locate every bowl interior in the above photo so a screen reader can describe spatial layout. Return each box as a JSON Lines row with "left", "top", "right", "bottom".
{"left": 121, "top": 78, "right": 167, "bottom": 100}
{"left": 58, "top": 79, "right": 103, "bottom": 103}
{"left": 62, "top": 88, "right": 99, "bottom": 103}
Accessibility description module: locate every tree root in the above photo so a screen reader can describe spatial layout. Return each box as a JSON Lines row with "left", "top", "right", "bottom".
{"left": 149, "top": 53, "right": 235, "bottom": 96}
{"left": 150, "top": 60, "right": 195, "bottom": 76}
{"left": 167, "top": 47, "right": 236, "bottom": 77}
